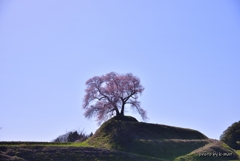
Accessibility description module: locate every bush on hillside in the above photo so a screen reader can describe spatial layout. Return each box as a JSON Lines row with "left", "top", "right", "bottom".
{"left": 220, "top": 120, "right": 240, "bottom": 150}
{"left": 52, "top": 130, "right": 93, "bottom": 143}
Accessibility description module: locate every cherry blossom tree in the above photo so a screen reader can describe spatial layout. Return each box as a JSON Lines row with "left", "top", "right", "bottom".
{"left": 83, "top": 72, "right": 147, "bottom": 124}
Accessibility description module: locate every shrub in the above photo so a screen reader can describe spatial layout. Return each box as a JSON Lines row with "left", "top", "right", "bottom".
{"left": 52, "top": 130, "right": 93, "bottom": 143}
{"left": 220, "top": 121, "right": 240, "bottom": 150}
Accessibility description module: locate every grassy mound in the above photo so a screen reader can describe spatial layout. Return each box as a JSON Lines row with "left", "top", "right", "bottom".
{"left": 87, "top": 115, "right": 208, "bottom": 147}
{"left": 86, "top": 115, "right": 210, "bottom": 159}
{"left": 174, "top": 140, "right": 239, "bottom": 161}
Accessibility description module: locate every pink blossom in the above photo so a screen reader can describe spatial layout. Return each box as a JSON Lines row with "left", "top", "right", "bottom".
{"left": 83, "top": 72, "right": 147, "bottom": 124}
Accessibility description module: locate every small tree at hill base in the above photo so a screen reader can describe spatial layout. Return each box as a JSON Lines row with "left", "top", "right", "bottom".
{"left": 220, "top": 120, "right": 240, "bottom": 150}
{"left": 83, "top": 72, "right": 147, "bottom": 124}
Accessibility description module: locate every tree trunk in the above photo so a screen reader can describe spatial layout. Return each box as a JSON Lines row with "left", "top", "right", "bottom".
{"left": 120, "top": 104, "right": 124, "bottom": 116}
{"left": 115, "top": 108, "right": 120, "bottom": 116}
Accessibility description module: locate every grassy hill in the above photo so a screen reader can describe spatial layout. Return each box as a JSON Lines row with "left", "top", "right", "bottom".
{"left": 85, "top": 115, "right": 239, "bottom": 160}
{"left": 1, "top": 115, "right": 239, "bottom": 161}
{"left": 174, "top": 140, "right": 239, "bottom": 161}
{"left": 87, "top": 115, "right": 207, "bottom": 148}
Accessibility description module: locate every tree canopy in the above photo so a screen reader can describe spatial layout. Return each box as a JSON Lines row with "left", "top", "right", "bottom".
{"left": 220, "top": 120, "right": 240, "bottom": 150}
{"left": 83, "top": 72, "right": 147, "bottom": 124}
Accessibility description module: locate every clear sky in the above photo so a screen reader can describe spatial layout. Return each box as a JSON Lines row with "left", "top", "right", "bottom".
{"left": 0, "top": 1, "right": 239, "bottom": 141}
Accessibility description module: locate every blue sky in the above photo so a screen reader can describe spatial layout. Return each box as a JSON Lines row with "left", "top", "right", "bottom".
{"left": 0, "top": 1, "right": 239, "bottom": 141}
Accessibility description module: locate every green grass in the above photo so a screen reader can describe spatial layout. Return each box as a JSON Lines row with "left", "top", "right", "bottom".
{"left": 235, "top": 150, "right": 240, "bottom": 156}
{"left": 0, "top": 144, "right": 165, "bottom": 161}
{"left": 131, "top": 139, "right": 211, "bottom": 160}
{"left": 0, "top": 141, "right": 90, "bottom": 147}
{"left": 85, "top": 116, "right": 240, "bottom": 161}
{"left": 174, "top": 140, "right": 240, "bottom": 161}
{"left": 87, "top": 115, "right": 207, "bottom": 149}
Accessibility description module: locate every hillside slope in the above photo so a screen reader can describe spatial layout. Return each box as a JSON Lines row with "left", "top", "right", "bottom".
{"left": 87, "top": 115, "right": 207, "bottom": 148}
{"left": 174, "top": 140, "right": 239, "bottom": 161}
{"left": 86, "top": 115, "right": 239, "bottom": 160}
